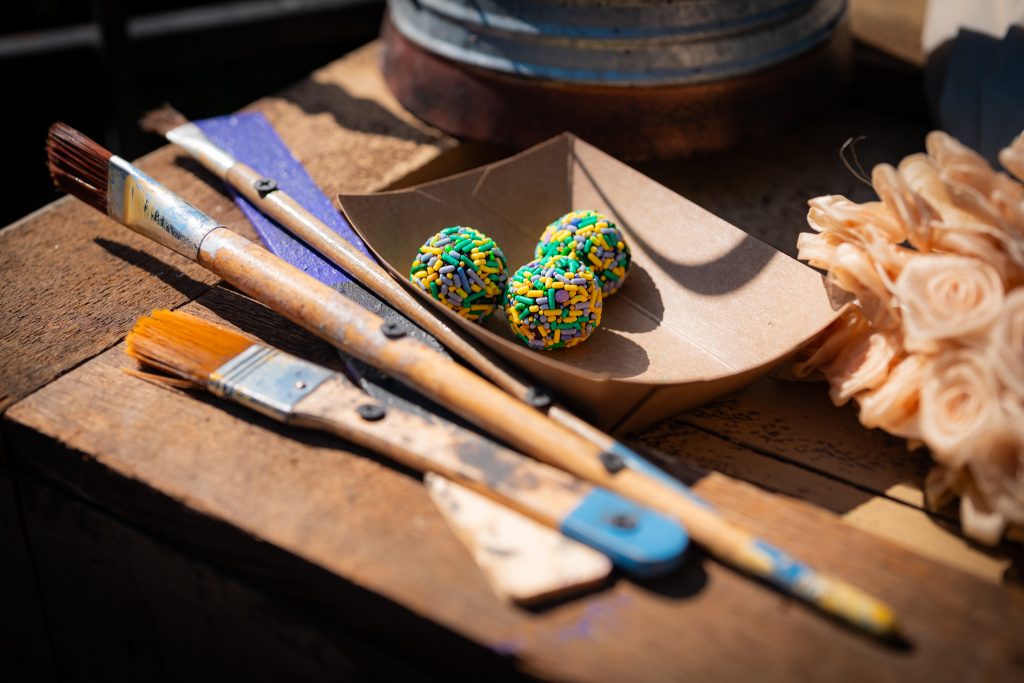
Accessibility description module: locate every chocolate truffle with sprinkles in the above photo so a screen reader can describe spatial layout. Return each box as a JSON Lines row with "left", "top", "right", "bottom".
{"left": 505, "top": 256, "right": 603, "bottom": 350}
{"left": 535, "top": 210, "right": 631, "bottom": 296}
{"left": 410, "top": 226, "right": 508, "bottom": 322}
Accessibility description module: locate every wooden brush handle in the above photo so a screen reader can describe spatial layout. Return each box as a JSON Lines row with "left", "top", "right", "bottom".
{"left": 291, "top": 376, "right": 587, "bottom": 527}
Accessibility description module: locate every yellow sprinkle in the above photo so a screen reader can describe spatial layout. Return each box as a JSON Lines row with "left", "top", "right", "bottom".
{"left": 413, "top": 271, "right": 427, "bottom": 279}
{"left": 552, "top": 281, "right": 564, "bottom": 289}
{"left": 553, "top": 329, "right": 561, "bottom": 344}
{"left": 527, "top": 290, "right": 543, "bottom": 297}
{"left": 456, "top": 288, "right": 468, "bottom": 298}
{"left": 426, "top": 273, "right": 439, "bottom": 283}
{"left": 564, "top": 284, "right": 578, "bottom": 292}
{"left": 421, "top": 246, "right": 442, "bottom": 254}
{"left": 542, "top": 309, "right": 560, "bottom": 315}
{"left": 588, "top": 253, "right": 602, "bottom": 268}
{"left": 529, "top": 305, "right": 540, "bottom": 313}
{"left": 516, "top": 286, "right": 529, "bottom": 295}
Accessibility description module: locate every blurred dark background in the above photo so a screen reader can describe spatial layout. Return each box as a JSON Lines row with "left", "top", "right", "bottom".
{"left": 0, "top": 0, "right": 384, "bottom": 228}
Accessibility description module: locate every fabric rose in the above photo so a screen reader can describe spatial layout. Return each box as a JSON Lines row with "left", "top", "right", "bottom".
{"left": 826, "top": 330, "right": 899, "bottom": 406}
{"left": 919, "top": 349, "right": 1001, "bottom": 466}
{"left": 893, "top": 254, "right": 1004, "bottom": 352}
{"left": 966, "top": 421, "right": 1024, "bottom": 532}
{"left": 987, "top": 288, "right": 1024, "bottom": 397}
{"left": 857, "top": 354, "right": 931, "bottom": 440}
{"left": 792, "top": 309, "right": 869, "bottom": 378}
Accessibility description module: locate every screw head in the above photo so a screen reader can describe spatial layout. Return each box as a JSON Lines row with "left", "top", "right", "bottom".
{"left": 254, "top": 177, "right": 278, "bottom": 196}
{"left": 525, "top": 386, "right": 552, "bottom": 409}
{"left": 599, "top": 451, "right": 626, "bottom": 474}
{"left": 381, "top": 320, "right": 407, "bottom": 339}
{"left": 609, "top": 513, "right": 638, "bottom": 530}
{"left": 356, "top": 403, "right": 386, "bottom": 421}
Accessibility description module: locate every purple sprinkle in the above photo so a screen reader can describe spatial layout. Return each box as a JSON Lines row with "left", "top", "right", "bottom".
{"left": 457, "top": 267, "right": 470, "bottom": 292}
{"left": 440, "top": 284, "right": 449, "bottom": 296}
{"left": 435, "top": 237, "right": 452, "bottom": 246}
{"left": 555, "top": 274, "right": 570, "bottom": 283}
{"left": 439, "top": 265, "right": 455, "bottom": 274}
{"left": 428, "top": 256, "right": 438, "bottom": 268}
{"left": 528, "top": 340, "right": 545, "bottom": 348}
{"left": 555, "top": 290, "right": 570, "bottom": 303}
{"left": 535, "top": 297, "right": 547, "bottom": 305}
{"left": 468, "top": 268, "right": 485, "bottom": 287}
{"left": 571, "top": 278, "right": 586, "bottom": 285}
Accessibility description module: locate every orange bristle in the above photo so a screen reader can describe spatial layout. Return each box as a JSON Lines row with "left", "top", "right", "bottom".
{"left": 139, "top": 104, "right": 189, "bottom": 137}
{"left": 125, "top": 310, "right": 256, "bottom": 386}
{"left": 45, "top": 122, "right": 113, "bottom": 214}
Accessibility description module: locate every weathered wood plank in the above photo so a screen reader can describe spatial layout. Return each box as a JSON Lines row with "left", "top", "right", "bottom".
{"left": 633, "top": 420, "right": 1020, "bottom": 583}
{"left": 0, "top": 42, "right": 451, "bottom": 415}
{"left": 5, "top": 286, "right": 1023, "bottom": 682}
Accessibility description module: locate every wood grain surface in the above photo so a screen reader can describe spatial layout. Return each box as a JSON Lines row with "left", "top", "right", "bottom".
{"left": 6, "top": 286, "right": 1024, "bottom": 682}
{"left": 2, "top": 37, "right": 1023, "bottom": 682}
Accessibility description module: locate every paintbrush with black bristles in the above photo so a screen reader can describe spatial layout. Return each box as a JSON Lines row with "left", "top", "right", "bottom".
{"left": 48, "top": 121, "right": 903, "bottom": 639}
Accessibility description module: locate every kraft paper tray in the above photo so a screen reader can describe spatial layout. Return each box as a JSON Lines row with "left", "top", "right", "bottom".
{"left": 338, "top": 134, "right": 839, "bottom": 433}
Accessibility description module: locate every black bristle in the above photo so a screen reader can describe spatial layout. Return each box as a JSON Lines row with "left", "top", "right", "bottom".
{"left": 45, "top": 122, "right": 112, "bottom": 214}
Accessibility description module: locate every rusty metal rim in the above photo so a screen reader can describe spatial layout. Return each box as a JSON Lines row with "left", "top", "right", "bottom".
{"left": 388, "top": 0, "right": 846, "bottom": 86}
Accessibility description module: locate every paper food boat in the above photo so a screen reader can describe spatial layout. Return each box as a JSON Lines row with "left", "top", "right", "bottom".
{"left": 339, "top": 134, "right": 839, "bottom": 433}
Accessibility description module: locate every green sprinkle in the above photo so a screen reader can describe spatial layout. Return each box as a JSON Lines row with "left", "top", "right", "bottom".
{"left": 515, "top": 303, "right": 526, "bottom": 311}
{"left": 584, "top": 238, "right": 593, "bottom": 254}
{"left": 411, "top": 263, "right": 425, "bottom": 273}
{"left": 547, "top": 290, "right": 555, "bottom": 309}
{"left": 603, "top": 270, "right": 620, "bottom": 280}
{"left": 515, "top": 295, "right": 534, "bottom": 305}
{"left": 477, "top": 240, "right": 494, "bottom": 251}
{"left": 578, "top": 216, "right": 598, "bottom": 228}
{"left": 441, "top": 252, "right": 460, "bottom": 266}
{"left": 429, "top": 281, "right": 439, "bottom": 298}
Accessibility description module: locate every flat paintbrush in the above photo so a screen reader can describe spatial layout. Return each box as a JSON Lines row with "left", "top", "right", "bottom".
{"left": 125, "top": 309, "right": 686, "bottom": 577}
{"left": 48, "top": 122, "right": 901, "bottom": 639}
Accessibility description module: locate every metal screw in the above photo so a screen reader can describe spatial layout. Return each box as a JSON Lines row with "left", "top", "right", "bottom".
{"left": 356, "top": 403, "right": 386, "bottom": 421}
{"left": 609, "top": 513, "right": 637, "bottom": 530}
{"left": 599, "top": 451, "right": 626, "bottom": 473}
{"left": 254, "top": 177, "right": 278, "bottom": 197}
{"left": 381, "top": 320, "right": 407, "bottom": 339}
{"left": 525, "top": 386, "right": 552, "bottom": 409}
{"left": 294, "top": 380, "right": 307, "bottom": 390}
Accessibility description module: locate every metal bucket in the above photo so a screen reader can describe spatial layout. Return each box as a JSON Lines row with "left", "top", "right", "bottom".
{"left": 382, "top": 0, "right": 852, "bottom": 158}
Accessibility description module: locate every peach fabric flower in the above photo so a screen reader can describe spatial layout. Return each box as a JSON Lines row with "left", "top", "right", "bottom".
{"left": 919, "top": 350, "right": 1001, "bottom": 466}
{"left": 857, "top": 354, "right": 931, "bottom": 440}
{"left": 826, "top": 330, "right": 899, "bottom": 406}
{"left": 987, "top": 288, "right": 1024, "bottom": 396}
{"left": 894, "top": 254, "right": 1004, "bottom": 352}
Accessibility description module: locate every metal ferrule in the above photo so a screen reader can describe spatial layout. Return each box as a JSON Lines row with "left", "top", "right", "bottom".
{"left": 165, "top": 122, "right": 237, "bottom": 178}
{"left": 209, "top": 344, "right": 335, "bottom": 421}
{"left": 107, "top": 155, "right": 222, "bottom": 260}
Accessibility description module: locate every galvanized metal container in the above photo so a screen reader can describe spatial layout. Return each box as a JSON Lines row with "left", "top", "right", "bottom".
{"left": 382, "top": 0, "right": 852, "bottom": 159}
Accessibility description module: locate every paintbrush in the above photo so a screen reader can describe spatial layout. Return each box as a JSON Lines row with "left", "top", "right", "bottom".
{"left": 124, "top": 308, "right": 686, "bottom": 577}
{"left": 48, "top": 121, "right": 901, "bottom": 639}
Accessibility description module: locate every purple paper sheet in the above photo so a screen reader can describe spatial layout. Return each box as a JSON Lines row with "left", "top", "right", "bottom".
{"left": 195, "top": 113, "right": 371, "bottom": 286}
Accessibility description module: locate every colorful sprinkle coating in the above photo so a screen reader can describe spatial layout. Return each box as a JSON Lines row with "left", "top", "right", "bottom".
{"left": 535, "top": 210, "right": 631, "bottom": 297}
{"left": 504, "top": 256, "right": 603, "bottom": 350}
{"left": 410, "top": 226, "right": 508, "bottom": 322}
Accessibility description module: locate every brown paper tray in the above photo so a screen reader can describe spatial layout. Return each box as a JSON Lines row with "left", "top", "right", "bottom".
{"left": 338, "top": 134, "right": 839, "bottom": 432}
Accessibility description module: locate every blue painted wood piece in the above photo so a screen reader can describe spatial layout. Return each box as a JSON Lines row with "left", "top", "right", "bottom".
{"left": 561, "top": 488, "right": 688, "bottom": 579}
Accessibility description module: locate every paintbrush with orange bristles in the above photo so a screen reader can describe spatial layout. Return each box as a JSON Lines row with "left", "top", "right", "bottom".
{"left": 123, "top": 308, "right": 686, "bottom": 578}
{"left": 47, "top": 121, "right": 902, "bottom": 639}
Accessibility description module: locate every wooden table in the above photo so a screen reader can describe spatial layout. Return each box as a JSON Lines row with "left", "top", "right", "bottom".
{"left": 2, "top": 42, "right": 1022, "bottom": 682}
